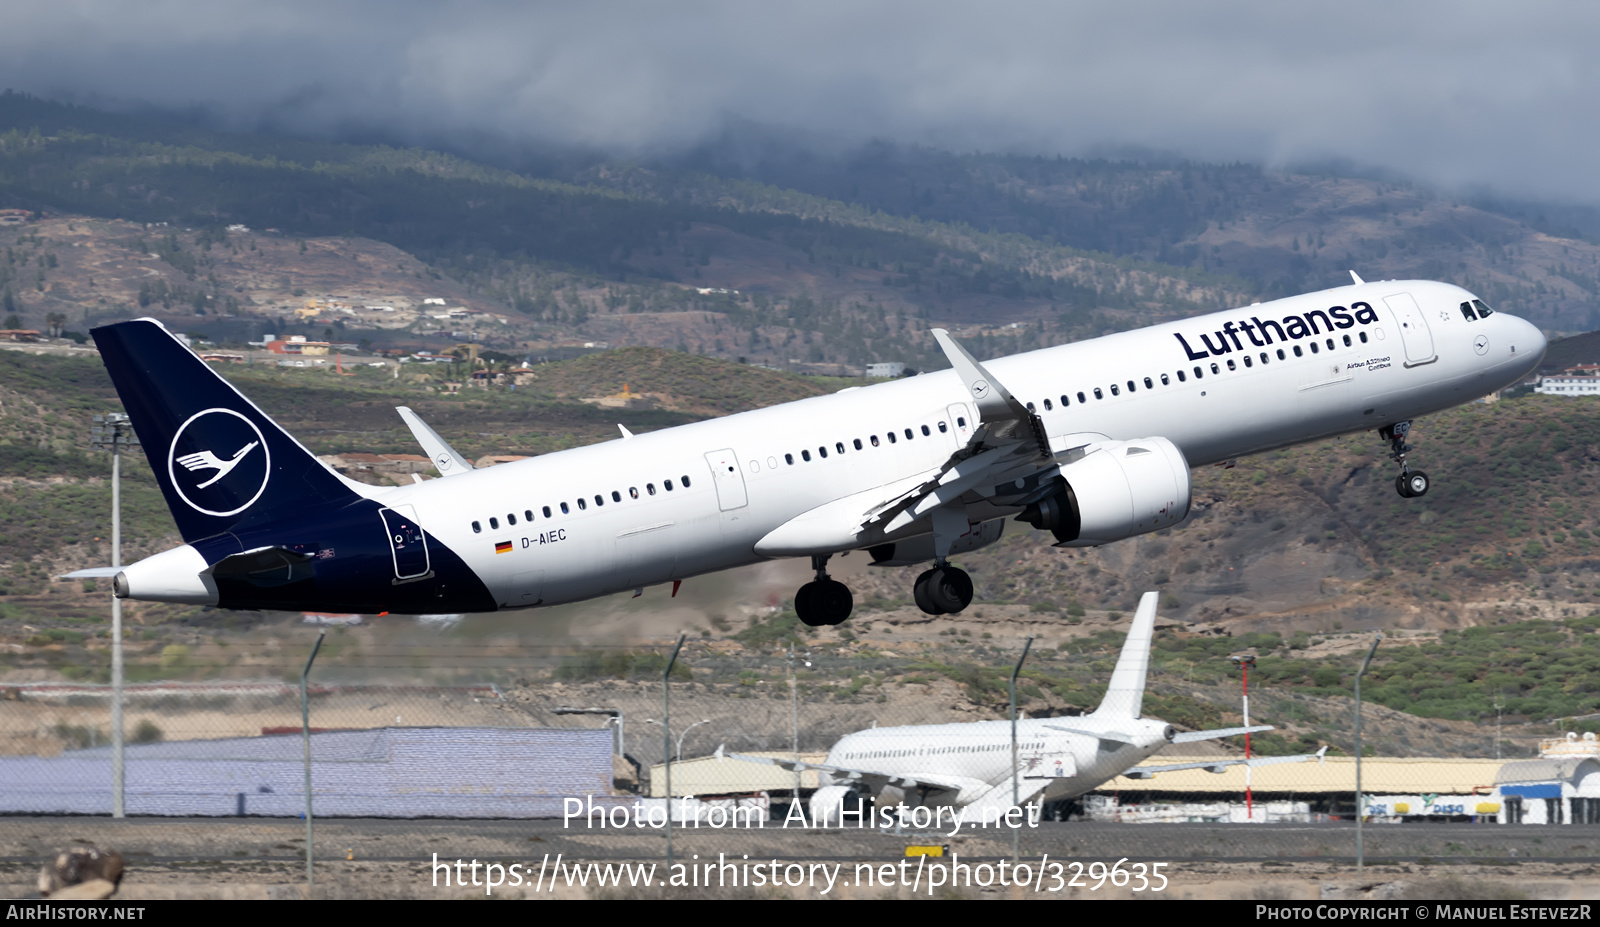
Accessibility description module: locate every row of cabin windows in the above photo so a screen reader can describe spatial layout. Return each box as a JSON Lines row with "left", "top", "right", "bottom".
{"left": 1025, "top": 330, "right": 1374, "bottom": 412}
{"left": 846, "top": 741, "right": 1043, "bottom": 761}
{"left": 781, "top": 420, "right": 956, "bottom": 466}
{"left": 471, "top": 474, "right": 694, "bottom": 533}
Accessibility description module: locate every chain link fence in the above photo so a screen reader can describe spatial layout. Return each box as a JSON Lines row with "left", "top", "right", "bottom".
{"left": 3, "top": 612, "right": 1599, "bottom": 867}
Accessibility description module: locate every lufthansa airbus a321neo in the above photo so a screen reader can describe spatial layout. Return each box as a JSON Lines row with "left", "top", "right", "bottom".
{"left": 78, "top": 276, "right": 1544, "bottom": 626}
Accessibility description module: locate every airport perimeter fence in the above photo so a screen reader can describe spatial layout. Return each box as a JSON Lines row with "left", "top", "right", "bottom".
{"left": 2, "top": 632, "right": 1598, "bottom": 867}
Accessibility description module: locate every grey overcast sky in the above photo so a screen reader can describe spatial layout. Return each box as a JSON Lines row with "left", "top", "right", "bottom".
{"left": 3, "top": 1, "right": 1597, "bottom": 202}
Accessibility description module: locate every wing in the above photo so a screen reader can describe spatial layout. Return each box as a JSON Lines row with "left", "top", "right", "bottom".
{"left": 1170, "top": 724, "right": 1274, "bottom": 744}
{"left": 754, "top": 330, "right": 1083, "bottom": 558}
{"left": 396, "top": 406, "right": 474, "bottom": 478}
{"left": 1123, "top": 747, "right": 1328, "bottom": 779}
{"left": 716, "top": 746, "right": 976, "bottom": 796}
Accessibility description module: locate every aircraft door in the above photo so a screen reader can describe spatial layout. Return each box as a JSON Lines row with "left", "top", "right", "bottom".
{"left": 380, "top": 505, "right": 432, "bottom": 582}
{"left": 947, "top": 403, "right": 973, "bottom": 446}
{"left": 1382, "top": 292, "right": 1437, "bottom": 366}
{"left": 704, "top": 448, "right": 748, "bottom": 511}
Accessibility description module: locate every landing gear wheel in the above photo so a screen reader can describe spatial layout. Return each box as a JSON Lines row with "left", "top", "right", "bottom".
{"left": 928, "top": 566, "right": 974, "bottom": 614}
{"left": 1400, "top": 470, "right": 1430, "bottom": 499}
{"left": 913, "top": 568, "right": 945, "bottom": 616}
{"left": 795, "top": 579, "right": 853, "bottom": 626}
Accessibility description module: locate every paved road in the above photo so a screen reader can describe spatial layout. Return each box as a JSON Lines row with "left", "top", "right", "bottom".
{"left": 4, "top": 817, "right": 1598, "bottom": 863}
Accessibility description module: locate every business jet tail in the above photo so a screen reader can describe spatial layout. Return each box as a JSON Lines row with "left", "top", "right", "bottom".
{"left": 91, "top": 318, "right": 371, "bottom": 543}
{"left": 1092, "top": 590, "right": 1159, "bottom": 719}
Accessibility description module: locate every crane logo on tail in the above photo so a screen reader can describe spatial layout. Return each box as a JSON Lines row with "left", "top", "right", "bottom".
{"left": 167, "top": 408, "right": 271, "bottom": 517}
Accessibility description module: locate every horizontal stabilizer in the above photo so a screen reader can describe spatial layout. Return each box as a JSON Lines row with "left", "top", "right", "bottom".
{"left": 1170, "top": 724, "right": 1273, "bottom": 744}
{"left": 58, "top": 567, "right": 121, "bottom": 580}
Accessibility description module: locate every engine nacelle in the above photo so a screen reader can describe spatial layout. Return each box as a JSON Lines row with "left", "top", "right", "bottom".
{"left": 1017, "top": 437, "right": 1190, "bottom": 547}
{"left": 809, "top": 785, "right": 862, "bottom": 827}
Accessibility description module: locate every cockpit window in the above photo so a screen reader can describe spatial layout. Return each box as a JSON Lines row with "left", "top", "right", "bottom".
{"left": 1472, "top": 299, "right": 1494, "bottom": 318}
{"left": 1459, "top": 301, "right": 1477, "bottom": 321}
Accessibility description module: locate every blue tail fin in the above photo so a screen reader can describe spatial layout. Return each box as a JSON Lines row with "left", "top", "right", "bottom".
{"left": 91, "top": 318, "right": 367, "bottom": 543}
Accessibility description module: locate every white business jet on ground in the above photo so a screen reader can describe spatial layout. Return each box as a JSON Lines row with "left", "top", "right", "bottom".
{"left": 722, "top": 592, "right": 1324, "bottom": 826}
{"left": 82, "top": 278, "right": 1542, "bottom": 624}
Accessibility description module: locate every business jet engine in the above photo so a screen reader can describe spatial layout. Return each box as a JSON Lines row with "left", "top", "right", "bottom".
{"left": 1017, "top": 437, "right": 1191, "bottom": 547}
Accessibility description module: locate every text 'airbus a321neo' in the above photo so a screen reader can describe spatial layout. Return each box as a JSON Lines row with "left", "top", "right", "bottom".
{"left": 80, "top": 276, "right": 1543, "bottom": 625}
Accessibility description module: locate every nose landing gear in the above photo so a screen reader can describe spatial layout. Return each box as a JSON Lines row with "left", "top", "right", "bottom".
{"left": 794, "top": 554, "right": 853, "bottom": 627}
{"left": 1381, "top": 421, "right": 1430, "bottom": 498}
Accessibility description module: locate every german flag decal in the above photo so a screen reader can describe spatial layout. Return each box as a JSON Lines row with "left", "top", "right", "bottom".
{"left": 494, "top": 541, "right": 513, "bottom": 554}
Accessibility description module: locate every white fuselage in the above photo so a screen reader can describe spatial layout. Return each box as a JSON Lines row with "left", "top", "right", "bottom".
{"left": 826, "top": 715, "right": 1175, "bottom": 807}
{"left": 367, "top": 280, "right": 1542, "bottom": 609}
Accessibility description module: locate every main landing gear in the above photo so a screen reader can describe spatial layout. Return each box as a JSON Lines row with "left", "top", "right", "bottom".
{"left": 795, "top": 554, "right": 853, "bottom": 627}
{"left": 1381, "top": 421, "right": 1430, "bottom": 499}
{"left": 913, "top": 563, "right": 974, "bottom": 616}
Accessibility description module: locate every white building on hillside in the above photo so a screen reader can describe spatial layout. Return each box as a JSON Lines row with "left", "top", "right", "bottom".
{"left": 1536, "top": 365, "right": 1600, "bottom": 396}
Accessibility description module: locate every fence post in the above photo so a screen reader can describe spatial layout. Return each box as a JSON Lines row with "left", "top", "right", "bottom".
{"left": 663, "top": 634, "right": 686, "bottom": 868}
{"left": 1354, "top": 633, "right": 1382, "bottom": 875}
{"left": 301, "top": 631, "right": 326, "bottom": 890}
{"left": 1010, "top": 636, "right": 1034, "bottom": 864}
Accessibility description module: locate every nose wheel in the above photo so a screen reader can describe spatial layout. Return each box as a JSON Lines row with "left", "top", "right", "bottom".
{"left": 1380, "top": 421, "right": 1429, "bottom": 498}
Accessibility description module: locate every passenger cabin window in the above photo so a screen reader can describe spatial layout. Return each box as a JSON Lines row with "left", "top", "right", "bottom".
{"left": 1343, "top": 334, "right": 1352, "bottom": 346}
{"left": 870, "top": 435, "right": 879, "bottom": 447}
{"left": 1144, "top": 377, "right": 1153, "bottom": 389}
{"left": 1277, "top": 348, "right": 1286, "bottom": 359}
{"left": 887, "top": 432, "right": 897, "bottom": 444}
{"left": 1359, "top": 332, "right": 1369, "bottom": 343}
{"left": 802, "top": 450, "right": 812, "bottom": 461}
{"left": 594, "top": 494, "right": 604, "bottom": 506}
{"left": 854, "top": 438, "right": 863, "bottom": 449}
{"left": 576, "top": 498, "right": 586, "bottom": 511}
{"left": 1109, "top": 384, "right": 1120, "bottom": 396}
{"left": 1093, "top": 387, "right": 1103, "bottom": 399}
{"left": 681, "top": 475, "right": 691, "bottom": 487}
{"left": 489, "top": 517, "right": 499, "bottom": 529}
{"left": 612, "top": 491, "right": 621, "bottom": 502}
{"left": 1243, "top": 355, "right": 1252, "bottom": 368}
{"left": 543, "top": 506, "right": 552, "bottom": 517}
{"left": 507, "top": 513, "right": 517, "bottom": 525}
{"left": 1061, "top": 394, "right": 1071, "bottom": 406}
{"left": 1227, "top": 359, "right": 1236, "bottom": 370}
{"left": 1210, "top": 363, "right": 1220, "bottom": 374}
{"left": 921, "top": 425, "right": 930, "bottom": 436}
{"left": 957, "top": 417, "right": 967, "bottom": 427}
{"left": 664, "top": 480, "right": 673, "bottom": 491}
{"left": 1193, "top": 366, "right": 1203, "bottom": 379}
{"left": 937, "top": 422, "right": 948, "bottom": 433}
{"left": 629, "top": 488, "right": 639, "bottom": 499}
{"left": 1043, "top": 398, "right": 1053, "bottom": 410}
{"left": 904, "top": 428, "right": 913, "bottom": 440}
{"left": 1310, "top": 342, "right": 1319, "bottom": 354}
{"left": 837, "top": 442, "right": 846, "bottom": 454}
{"left": 785, "top": 453, "right": 794, "bottom": 464}
{"left": 560, "top": 502, "right": 570, "bottom": 514}
{"left": 1326, "top": 338, "right": 1335, "bottom": 350}
{"left": 1176, "top": 370, "right": 1186, "bottom": 382}
{"left": 1026, "top": 402, "right": 1035, "bottom": 412}
{"left": 1293, "top": 345, "right": 1303, "bottom": 356}
{"left": 1260, "top": 352, "right": 1268, "bottom": 363}
{"left": 647, "top": 484, "right": 656, "bottom": 495}
{"left": 818, "top": 446, "right": 827, "bottom": 459}
{"left": 472, "top": 521, "right": 481, "bottom": 533}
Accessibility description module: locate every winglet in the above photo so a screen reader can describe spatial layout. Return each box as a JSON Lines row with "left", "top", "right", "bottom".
{"left": 1316, "top": 746, "right": 1328, "bottom": 763}
{"left": 931, "top": 329, "right": 1031, "bottom": 424}
{"left": 1349, "top": 270, "right": 1365, "bottom": 286}
{"left": 1092, "top": 591, "right": 1159, "bottom": 719}
{"left": 396, "top": 406, "right": 473, "bottom": 478}
{"left": 618, "top": 424, "right": 634, "bottom": 439}
{"left": 715, "top": 744, "right": 725, "bottom": 760}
